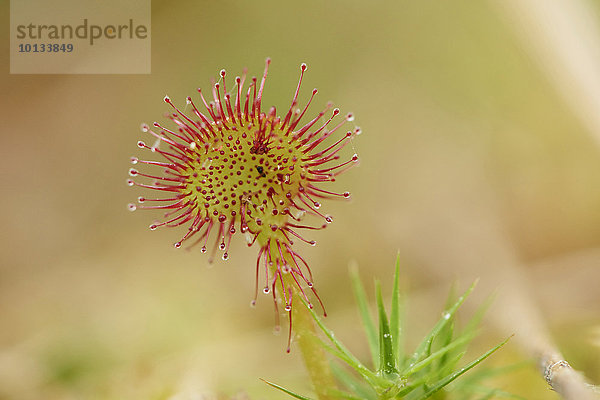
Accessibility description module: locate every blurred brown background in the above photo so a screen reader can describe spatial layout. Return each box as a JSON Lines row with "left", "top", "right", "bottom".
{"left": 1, "top": 1, "right": 600, "bottom": 399}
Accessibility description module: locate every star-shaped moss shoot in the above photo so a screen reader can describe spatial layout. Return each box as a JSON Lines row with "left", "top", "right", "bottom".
{"left": 128, "top": 59, "right": 359, "bottom": 349}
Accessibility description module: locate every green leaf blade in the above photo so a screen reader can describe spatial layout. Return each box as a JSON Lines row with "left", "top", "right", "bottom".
{"left": 414, "top": 336, "right": 511, "bottom": 400}
{"left": 376, "top": 281, "right": 398, "bottom": 377}
{"left": 350, "top": 265, "right": 378, "bottom": 369}
{"left": 261, "top": 379, "right": 314, "bottom": 400}
{"left": 390, "top": 254, "right": 403, "bottom": 364}
{"left": 410, "top": 280, "right": 478, "bottom": 366}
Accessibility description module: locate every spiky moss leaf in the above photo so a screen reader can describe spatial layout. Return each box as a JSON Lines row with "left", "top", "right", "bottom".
{"left": 301, "top": 297, "right": 385, "bottom": 388}
{"left": 261, "top": 379, "right": 314, "bottom": 400}
{"left": 398, "top": 351, "right": 467, "bottom": 398}
{"left": 403, "top": 333, "right": 474, "bottom": 377}
{"left": 408, "top": 280, "right": 478, "bottom": 368}
{"left": 458, "top": 361, "right": 529, "bottom": 386}
{"left": 434, "top": 286, "right": 458, "bottom": 372}
{"left": 331, "top": 363, "right": 378, "bottom": 400}
{"left": 390, "top": 254, "right": 403, "bottom": 364}
{"left": 376, "top": 281, "right": 398, "bottom": 378}
{"left": 463, "top": 293, "right": 496, "bottom": 340}
{"left": 350, "top": 265, "right": 379, "bottom": 368}
{"left": 413, "top": 336, "right": 512, "bottom": 400}
{"left": 435, "top": 298, "right": 497, "bottom": 383}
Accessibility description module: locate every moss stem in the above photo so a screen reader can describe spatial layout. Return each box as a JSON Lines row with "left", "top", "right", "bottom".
{"left": 292, "top": 289, "right": 337, "bottom": 400}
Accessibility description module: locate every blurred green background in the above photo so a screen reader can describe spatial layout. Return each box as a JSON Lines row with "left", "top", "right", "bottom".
{"left": 2, "top": 0, "right": 600, "bottom": 399}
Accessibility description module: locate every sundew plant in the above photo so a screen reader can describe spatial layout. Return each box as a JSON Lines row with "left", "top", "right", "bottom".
{"left": 128, "top": 58, "right": 359, "bottom": 353}
{"left": 128, "top": 59, "right": 510, "bottom": 399}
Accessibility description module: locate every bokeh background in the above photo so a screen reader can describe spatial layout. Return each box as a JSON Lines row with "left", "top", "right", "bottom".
{"left": 2, "top": 0, "right": 600, "bottom": 399}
